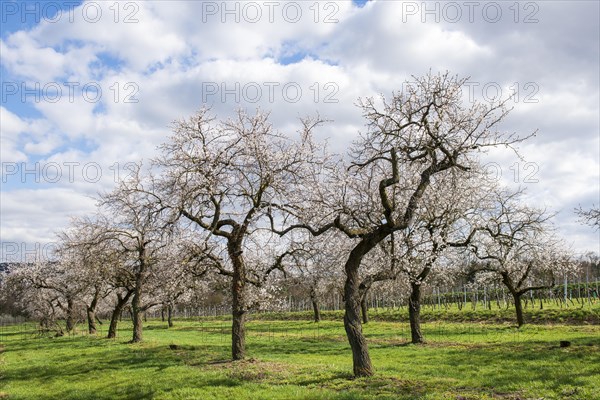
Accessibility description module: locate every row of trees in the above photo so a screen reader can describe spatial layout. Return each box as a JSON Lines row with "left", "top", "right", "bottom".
{"left": 1, "top": 73, "right": 592, "bottom": 378}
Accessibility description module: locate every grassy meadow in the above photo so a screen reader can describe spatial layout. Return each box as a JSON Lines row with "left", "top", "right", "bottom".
{"left": 1, "top": 309, "right": 599, "bottom": 400}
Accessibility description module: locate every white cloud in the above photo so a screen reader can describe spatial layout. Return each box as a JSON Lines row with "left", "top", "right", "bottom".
{"left": 0, "top": 107, "right": 66, "bottom": 161}
{"left": 0, "top": 107, "right": 29, "bottom": 163}
{"left": 0, "top": 188, "right": 97, "bottom": 245}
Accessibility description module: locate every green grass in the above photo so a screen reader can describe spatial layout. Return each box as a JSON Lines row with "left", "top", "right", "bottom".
{"left": 1, "top": 318, "right": 599, "bottom": 399}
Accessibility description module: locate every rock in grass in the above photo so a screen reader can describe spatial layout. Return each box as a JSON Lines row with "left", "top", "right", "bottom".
{"left": 559, "top": 340, "right": 571, "bottom": 348}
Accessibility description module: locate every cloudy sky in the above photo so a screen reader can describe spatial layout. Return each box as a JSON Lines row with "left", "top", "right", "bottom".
{"left": 1, "top": 0, "right": 598, "bottom": 261}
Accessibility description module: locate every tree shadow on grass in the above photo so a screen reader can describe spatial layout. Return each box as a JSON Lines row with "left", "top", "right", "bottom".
{"left": 5, "top": 337, "right": 229, "bottom": 379}
{"left": 376, "top": 336, "right": 600, "bottom": 396}
{"left": 3, "top": 339, "right": 246, "bottom": 400}
{"left": 290, "top": 372, "right": 428, "bottom": 400}
{"left": 4, "top": 325, "right": 598, "bottom": 400}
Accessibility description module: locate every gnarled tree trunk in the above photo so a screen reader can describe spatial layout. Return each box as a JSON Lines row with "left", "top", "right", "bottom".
{"left": 409, "top": 282, "right": 423, "bottom": 343}
{"left": 167, "top": 304, "right": 174, "bottom": 328}
{"left": 344, "top": 255, "right": 373, "bottom": 377}
{"left": 513, "top": 291, "right": 525, "bottom": 327}
{"left": 65, "top": 297, "right": 75, "bottom": 333}
{"left": 108, "top": 290, "right": 133, "bottom": 339}
{"left": 360, "top": 290, "right": 369, "bottom": 324}
{"left": 501, "top": 273, "right": 526, "bottom": 328}
{"left": 87, "top": 288, "right": 101, "bottom": 335}
{"left": 229, "top": 240, "right": 247, "bottom": 360}
{"left": 408, "top": 265, "right": 432, "bottom": 344}
{"left": 131, "top": 278, "right": 144, "bottom": 343}
{"left": 310, "top": 289, "right": 321, "bottom": 323}
{"left": 87, "top": 308, "right": 97, "bottom": 335}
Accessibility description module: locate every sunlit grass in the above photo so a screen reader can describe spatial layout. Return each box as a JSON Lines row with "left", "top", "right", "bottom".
{"left": 1, "top": 317, "right": 599, "bottom": 399}
{"left": 256, "top": 300, "right": 600, "bottom": 325}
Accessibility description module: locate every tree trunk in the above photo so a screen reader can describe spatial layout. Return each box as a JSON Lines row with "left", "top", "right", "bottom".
{"left": 501, "top": 273, "right": 525, "bottom": 328}
{"left": 86, "top": 289, "right": 100, "bottom": 335}
{"left": 360, "top": 292, "right": 369, "bottom": 324}
{"left": 132, "top": 304, "right": 143, "bottom": 343}
{"left": 87, "top": 308, "right": 97, "bottom": 335}
{"left": 167, "top": 304, "right": 174, "bottom": 328}
{"left": 108, "top": 308, "right": 121, "bottom": 339}
{"left": 131, "top": 279, "right": 144, "bottom": 343}
{"left": 409, "top": 282, "right": 423, "bottom": 343}
{"left": 108, "top": 290, "right": 132, "bottom": 339}
{"left": 513, "top": 291, "right": 525, "bottom": 327}
{"left": 229, "top": 241, "right": 246, "bottom": 360}
{"left": 65, "top": 297, "right": 75, "bottom": 333}
{"left": 310, "top": 290, "right": 321, "bottom": 323}
{"left": 161, "top": 307, "right": 165, "bottom": 322}
{"left": 344, "top": 256, "right": 373, "bottom": 377}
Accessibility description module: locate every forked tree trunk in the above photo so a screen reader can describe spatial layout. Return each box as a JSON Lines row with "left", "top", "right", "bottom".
{"left": 501, "top": 273, "right": 526, "bottom": 328}
{"left": 409, "top": 282, "right": 423, "bottom": 343}
{"left": 344, "top": 257, "right": 373, "bottom": 377}
{"left": 108, "top": 290, "right": 133, "bottom": 339}
{"left": 87, "top": 289, "right": 100, "bottom": 335}
{"left": 342, "top": 230, "right": 395, "bottom": 377}
{"left": 229, "top": 241, "right": 247, "bottom": 360}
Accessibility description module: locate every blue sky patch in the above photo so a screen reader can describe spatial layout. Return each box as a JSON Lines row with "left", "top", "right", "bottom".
{"left": 0, "top": 0, "right": 85, "bottom": 39}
